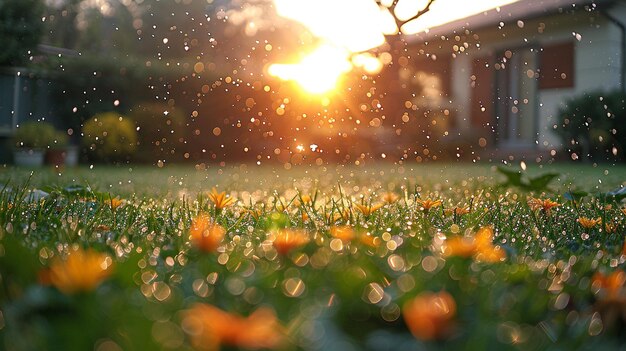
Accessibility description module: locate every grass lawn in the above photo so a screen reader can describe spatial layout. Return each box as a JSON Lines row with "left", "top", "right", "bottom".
{"left": 1, "top": 162, "right": 626, "bottom": 350}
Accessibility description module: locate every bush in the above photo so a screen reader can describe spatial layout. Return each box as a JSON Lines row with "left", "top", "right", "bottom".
{"left": 555, "top": 90, "right": 626, "bottom": 162}
{"left": 128, "top": 102, "right": 186, "bottom": 163}
{"left": 13, "top": 121, "right": 57, "bottom": 149}
{"left": 82, "top": 112, "right": 138, "bottom": 163}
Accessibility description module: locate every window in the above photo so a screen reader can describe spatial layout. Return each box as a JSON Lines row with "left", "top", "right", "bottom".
{"left": 539, "top": 41, "right": 575, "bottom": 89}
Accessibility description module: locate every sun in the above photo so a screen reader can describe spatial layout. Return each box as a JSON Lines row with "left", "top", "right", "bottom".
{"left": 268, "top": 44, "right": 353, "bottom": 95}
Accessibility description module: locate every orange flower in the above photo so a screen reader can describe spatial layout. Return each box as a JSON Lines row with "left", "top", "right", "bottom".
{"left": 47, "top": 248, "right": 113, "bottom": 294}
{"left": 354, "top": 203, "right": 383, "bottom": 217}
{"left": 444, "top": 207, "right": 470, "bottom": 216}
{"left": 592, "top": 270, "right": 626, "bottom": 300}
{"left": 246, "top": 208, "right": 263, "bottom": 221}
{"left": 272, "top": 229, "right": 310, "bottom": 255}
{"left": 359, "top": 232, "right": 380, "bottom": 248}
{"left": 182, "top": 303, "right": 285, "bottom": 350}
{"left": 382, "top": 192, "right": 400, "bottom": 204}
{"left": 403, "top": 291, "right": 456, "bottom": 340}
{"left": 107, "top": 197, "right": 124, "bottom": 209}
{"left": 417, "top": 198, "right": 442, "bottom": 212}
{"left": 527, "top": 197, "right": 559, "bottom": 215}
{"left": 444, "top": 226, "right": 505, "bottom": 263}
{"left": 190, "top": 213, "right": 225, "bottom": 252}
{"left": 330, "top": 225, "right": 356, "bottom": 243}
{"left": 443, "top": 236, "right": 476, "bottom": 258}
{"left": 605, "top": 221, "right": 618, "bottom": 234}
{"left": 577, "top": 217, "right": 602, "bottom": 229}
{"left": 326, "top": 209, "right": 350, "bottom": 223}
{"left": 294, "top": 195, "right": 312, "bottom": 207}
{"left": 208, "top": 188, "right": 235, "bottom": 210}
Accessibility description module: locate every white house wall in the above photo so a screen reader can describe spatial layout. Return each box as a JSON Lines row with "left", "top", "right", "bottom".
{"left": 416, "top": 6, "right": 624, "bottom": 154}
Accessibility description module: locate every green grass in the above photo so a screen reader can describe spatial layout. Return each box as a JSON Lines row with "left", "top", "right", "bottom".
{"left": 1, "top": 162, "right": 626, "bottom": 350}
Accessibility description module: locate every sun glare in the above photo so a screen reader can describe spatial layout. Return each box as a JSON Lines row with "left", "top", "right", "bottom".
{"left": 268, "top": 45, "right": 352, "bottom": 95}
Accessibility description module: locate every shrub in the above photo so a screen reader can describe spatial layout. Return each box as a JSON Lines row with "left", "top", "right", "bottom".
{"left": 82, "top": 112, "right": 138, "bottom": 163}
{"left": 555, "top": 90, "right": 626, "bottom": 162}
{"left": 128, "top": 102, "right": 186, "bottom": 163}
{"left": 13, "top": 121, "right": 56, "bottom": 149}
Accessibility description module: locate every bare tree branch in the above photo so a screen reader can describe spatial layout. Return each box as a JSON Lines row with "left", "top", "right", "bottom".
{"left": 376, "top": 0, "right": 436, "bottom": 35}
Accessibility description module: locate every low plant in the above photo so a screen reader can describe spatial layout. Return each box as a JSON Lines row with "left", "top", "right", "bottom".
{"left": 82, "top": 112, "right": 138, "bottom": 163}
{"left": 12, "top": 121, "right": 56, "bottom": 149}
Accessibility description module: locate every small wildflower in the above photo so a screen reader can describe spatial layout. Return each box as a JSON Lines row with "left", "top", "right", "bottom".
{"left": 578, "top": 217, "right": 602, "bottom": 229}
{"left": 444, "top": 207, "right": 470, "bottom": 216}
{"left": 417, "top": 198, "right": 442, "bottom": 212}
{"left": 246, "top": 208, "right": 263, "bottom": 221}
{"left": 107, "top": 197, "right": 124, "bottom": 210}
{"left": 593, "top": 270, "right": 626, "bottom": 300}
{"left": 326, "top": 209, "right": 350, "bottom": 223}
{"left": 294, "top": 195, "right": 312, "bottom": 207}
{"left": 330, "top": 225, "right": 355, "bottom": 243}
{"left": 359, "top": 233, "right": 379, "bottom": 248}
{"left": 190, "top": 213, "right": 225, "bottom": 252}
{"left": 444, "top": 226, "right": 505, "bottom": 263}
{"left": 47, "top": 248, "right": 113, "bottom": 294}
{"left": 354, "top": 203, "right": 383, "bottom": 217}
{"left": 182, "top": 304, "right": 285, "bottom": 350}
{"left": 208, "top": 188, "right": 235, "bottom": 210}
{"left": 403, "top": 291, "right": 456, "bottom": 341}
{"left": 272, "top": 229, "right": 310, "bottom": 255}
{"left": 604, "top": 221, "right": 617, "bottom": 234}
{"left": 527, "top": 197, "right": 559, "bottom": 215}
{"left": 382, "top": 192, "right": 399, "bottom": 204}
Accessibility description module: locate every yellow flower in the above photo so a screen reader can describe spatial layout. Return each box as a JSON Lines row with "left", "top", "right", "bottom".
{"left": 330, "top": 225, "right": 355, "bottom": 243}
{"left": 577, "top": 216, "right": 602, "bottom": 229}
{"left": 272, "top": 229, "right": 310, "bottom": 255}
{"left": 354, "top": 203, "right": 383, "bottom": 217}
{"left": 527, "top": 197, "right": 559, "bottom": 215}
{"left": 182, "top": 303, "right": 285, "bottom": 351}
{"left": 208, "top": 188, "right": 235, "bottom": 210}
{"left": 190, "top": 213, "right": 225, "bottom": 252}
{"left": 47, "top": 248, "right": 113, "bottom": 294}
{"left": 382, "top": 192, "right": 399, "bottom": 204}
{"left": 403, "top": 291, "right": 456, "bottom": 341}
{"left": 417, "top": 198, "right": 442, "bottom": 212}
{"left": 444, "top": 226, "right": 505, "bottom": 263}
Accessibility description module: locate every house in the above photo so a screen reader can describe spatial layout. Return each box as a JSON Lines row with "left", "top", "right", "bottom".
{"left": 405, "top": 0, "right": 626, "bottom": 161}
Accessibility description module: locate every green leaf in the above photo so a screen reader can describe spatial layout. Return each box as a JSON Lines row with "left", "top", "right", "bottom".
{"left": 527, "top": 173, "right": 559, "bottom": 191}
{"left": 496, "top": 166, "right": 524, "bottom": 187}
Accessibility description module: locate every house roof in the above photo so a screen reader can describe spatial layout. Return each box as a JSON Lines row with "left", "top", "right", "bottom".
{"left": 408, "top": 0, "right": 617, "bottom": 42}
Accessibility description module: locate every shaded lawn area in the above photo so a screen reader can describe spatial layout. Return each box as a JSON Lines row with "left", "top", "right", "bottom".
{"left": 1, "top": 162, "right": 625, "bottom": 199}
